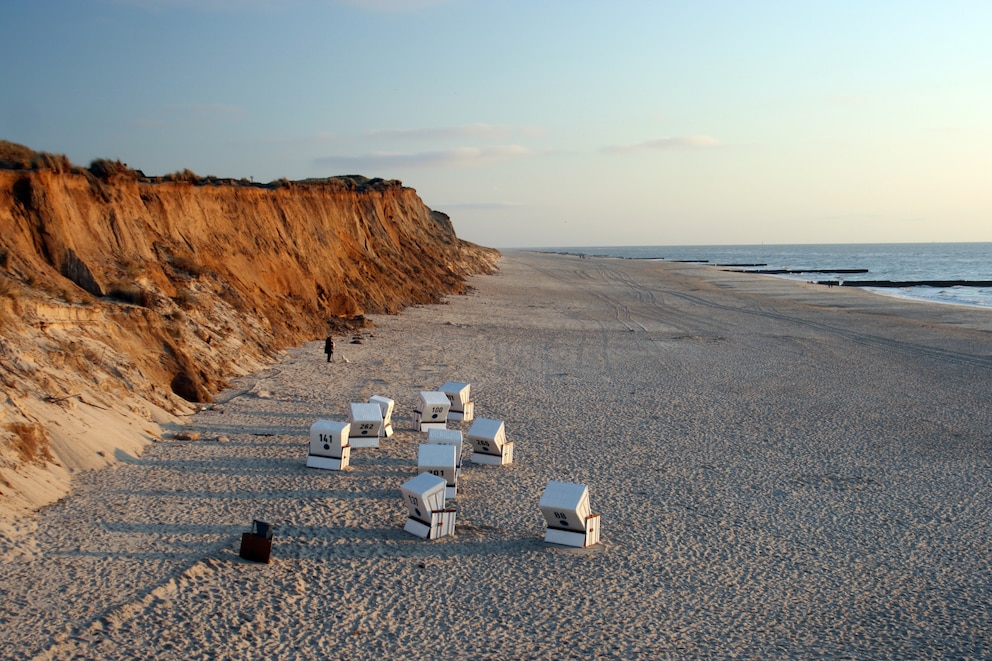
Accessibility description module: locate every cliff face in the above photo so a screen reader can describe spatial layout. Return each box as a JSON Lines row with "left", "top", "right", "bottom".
{"left": 0, "top": 159, "right": 499, "bottom": 517}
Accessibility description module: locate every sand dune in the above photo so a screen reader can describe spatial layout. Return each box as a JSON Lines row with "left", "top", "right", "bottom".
{"left": 2, "top": 251, "right": 990, "bottom": 659}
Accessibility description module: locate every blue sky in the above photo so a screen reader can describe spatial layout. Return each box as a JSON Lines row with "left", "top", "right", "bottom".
{"left": 3, "top": 0, "right": 990, "bottom": 248}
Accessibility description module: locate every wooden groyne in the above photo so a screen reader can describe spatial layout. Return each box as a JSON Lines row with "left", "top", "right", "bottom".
{"left": 724, "top": 268, "right": 869, "bottom": 275}
{"left": 817, "top": 279, "right": 992, "bottom": 289}
{"left": 716, "top": 263, "right": 768, "bottom": 267}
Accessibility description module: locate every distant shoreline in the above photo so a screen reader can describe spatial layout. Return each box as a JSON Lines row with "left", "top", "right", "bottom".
{"left": 525, "top": 244, "right": 992, "bottom": 310}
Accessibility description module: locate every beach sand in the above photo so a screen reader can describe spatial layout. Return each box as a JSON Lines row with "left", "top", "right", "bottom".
{"left": 2, "top": 250, "right": 991, "bottom": 660}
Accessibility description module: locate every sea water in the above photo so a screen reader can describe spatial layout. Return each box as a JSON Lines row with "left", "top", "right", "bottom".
{"left": 536, "top": 243, "right": 992, "bottom": 309}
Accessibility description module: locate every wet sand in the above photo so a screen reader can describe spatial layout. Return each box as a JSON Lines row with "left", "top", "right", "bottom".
{"left": 2, "top": 250, "right": 991, "bottom": 660}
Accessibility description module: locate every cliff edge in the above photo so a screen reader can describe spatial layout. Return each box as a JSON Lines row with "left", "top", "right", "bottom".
{"left": 0, "top": 141, "right": 500, "bottom": 521}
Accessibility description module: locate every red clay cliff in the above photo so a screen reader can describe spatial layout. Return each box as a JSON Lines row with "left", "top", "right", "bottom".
{"left": 0, "top": 141, "right": 500, "bottom": 515}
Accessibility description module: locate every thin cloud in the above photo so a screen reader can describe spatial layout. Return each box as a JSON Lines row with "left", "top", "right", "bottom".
{"left": 315, "top": 144, "right": 534, "bottom": 170}
{"left": 603, "top": 135, "right": 722, "bottom": 154}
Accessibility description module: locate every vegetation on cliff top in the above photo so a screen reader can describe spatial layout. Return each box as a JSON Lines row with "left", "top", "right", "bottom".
{"left": 0, "top": 139, "right": 403, "bottom": 191}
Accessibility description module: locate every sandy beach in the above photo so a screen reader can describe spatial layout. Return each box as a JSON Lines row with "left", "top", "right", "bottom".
{"left": 2, "top": 250, "right": 991, "bottom": 660}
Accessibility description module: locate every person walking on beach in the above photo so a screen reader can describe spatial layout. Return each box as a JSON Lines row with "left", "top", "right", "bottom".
{"left": 324, "top": 336, "right": 335, "bottom": 362}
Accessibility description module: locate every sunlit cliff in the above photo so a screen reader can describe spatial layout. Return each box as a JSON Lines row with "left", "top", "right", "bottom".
{"left": 0, "top": 141, "right": 500, "bottom": 517}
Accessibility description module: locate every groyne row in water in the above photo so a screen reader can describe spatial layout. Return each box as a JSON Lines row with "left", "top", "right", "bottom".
{"left": 718, "top": 266, "right": 992, "bottom": 289}
{"left": 816, "top": 279, "right": 992, "bottom": 289}
{"left": 723, "top": 268, "right": 870, "bottom": 275}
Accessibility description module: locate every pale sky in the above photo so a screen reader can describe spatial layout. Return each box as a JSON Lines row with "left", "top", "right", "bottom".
{"left": 3, "top": 1, "right": 990, "bottom": 248}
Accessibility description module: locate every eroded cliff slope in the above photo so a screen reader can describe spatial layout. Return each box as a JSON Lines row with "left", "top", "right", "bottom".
{"left": 0, "top": 143, "right": 500, "bottom": 518}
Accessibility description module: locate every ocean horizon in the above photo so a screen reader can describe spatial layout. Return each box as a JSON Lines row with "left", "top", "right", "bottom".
{"left": 530, "top": 242, "right": 992, "bottom": 309}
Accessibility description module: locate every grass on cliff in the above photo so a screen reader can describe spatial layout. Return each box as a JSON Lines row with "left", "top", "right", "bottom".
{"left": 168, "top": 254, "right": 210, "bottom": 278}
{"left": 0, "top": 140, "right": 76, "bottom": 173}
{"left": 0, "top": 277, "right": 15, "bottom": 329}
{"left": 88, "top": 158, "right": 139, "bottom": 181}
{"left": 0, "top": 274, "right": 18, "bottom": 305}
{"left": 2, "top": 140, "right": 408, "bottom": 193}
{"left": 3, "top": 422, "right": 54, "bottom": 464}
{"left": 107, "top": 282, "right": 155, "bottom": 308}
